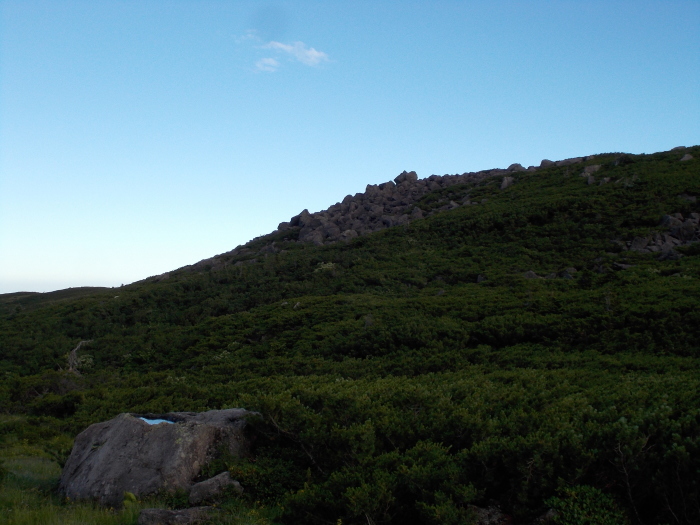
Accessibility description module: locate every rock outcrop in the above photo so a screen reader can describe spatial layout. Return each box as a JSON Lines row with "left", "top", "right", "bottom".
{"left": 59, "top": 409, "right": 252, "bottom": 507}
{"left": 172, "top": 151, "right": 645, "bottom": 276}
{"left": 281, "top": 167, "right": 527, "bottom": 245}
{"left": 188, "top": 471, "right": 242, "bottom": 505}
{"left": 621, "top": 211, "right": 700, "bottom": 256}
{"left": 468, "top": 505, "right": 511, "bottom": 524}
{"left": 500, "top": 176, "right": 514, "bottom": 189}
{"left": 556, "top": 156, "right": 584, "bottom": 166}
{"left": 266, "top": 155, "right": 605, "bottom": 248}
{"left": 582, "top": 164, "right": 601, "bottom": 174}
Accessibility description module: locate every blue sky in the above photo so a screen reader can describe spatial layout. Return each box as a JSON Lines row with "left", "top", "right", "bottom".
{"left": 1, "top": 1, "right": 699, "bottom": 293}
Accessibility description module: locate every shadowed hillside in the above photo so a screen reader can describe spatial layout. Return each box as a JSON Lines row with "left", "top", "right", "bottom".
{"left": 1, "top": 146, "right": 699, "bottom": 524}
{"left": 0, "top": 288, "right": 110, "bottom": 316}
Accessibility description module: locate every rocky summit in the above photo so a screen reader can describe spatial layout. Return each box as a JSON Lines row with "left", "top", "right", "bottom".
{"left": 176, "top": 154, "right": 602, "bottom": 276}
{"left": 277, "top": 156, "right": 593, "bottom": 246}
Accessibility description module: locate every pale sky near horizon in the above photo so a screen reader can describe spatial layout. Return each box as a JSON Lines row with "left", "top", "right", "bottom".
{"left": 1, "top": 1, "right": 699, "bottom": 293}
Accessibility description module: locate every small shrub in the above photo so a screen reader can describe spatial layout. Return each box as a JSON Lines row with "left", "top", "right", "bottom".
{"left": 546, "top": 485, "right": 630, "bottom": 525}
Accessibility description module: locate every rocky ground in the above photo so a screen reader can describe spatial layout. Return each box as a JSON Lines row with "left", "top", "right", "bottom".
{"left": 276, "top": 157, "right": 587, "bottom": 246}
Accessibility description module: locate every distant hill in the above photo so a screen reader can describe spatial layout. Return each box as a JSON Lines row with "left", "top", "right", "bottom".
{"left": 0, "top": 287, "right": 110, "bottom": 315}
{"left": 0, "top": 145, "right": 699, "bottom": 524}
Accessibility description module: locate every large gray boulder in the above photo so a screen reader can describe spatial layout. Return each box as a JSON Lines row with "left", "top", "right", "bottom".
{"left": 59, "top": 409, "right": 253, "bottom": 507}
{"left": 394, "top": 170, "right": 418, "bottom": 184}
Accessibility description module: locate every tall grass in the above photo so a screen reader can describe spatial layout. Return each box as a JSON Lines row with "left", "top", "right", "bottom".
{"left": 0, "top": 453, "right": 141, "bottom": 525}
{"left": 0, "top": 449, "right": 276, "bottom": 525}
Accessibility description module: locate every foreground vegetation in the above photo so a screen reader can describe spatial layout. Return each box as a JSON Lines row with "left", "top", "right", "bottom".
{"left": 1, "top": 146, "right": 699, "bottom": 524}
{"left": 0, "top": 440, "right": 276, "bottom": 524}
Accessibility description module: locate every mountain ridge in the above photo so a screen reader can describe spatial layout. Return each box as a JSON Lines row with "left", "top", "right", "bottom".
{"left": 166, "top": 146, "right": 695, "bottom": 279}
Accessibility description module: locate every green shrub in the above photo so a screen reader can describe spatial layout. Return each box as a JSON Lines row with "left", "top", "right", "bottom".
{"left": 546, "top": 485, "right": 630, "bottom": 525}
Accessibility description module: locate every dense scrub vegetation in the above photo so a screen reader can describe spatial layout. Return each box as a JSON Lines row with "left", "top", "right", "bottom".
{"left": 1, "top": 147, "right": 699, "bottom": 524}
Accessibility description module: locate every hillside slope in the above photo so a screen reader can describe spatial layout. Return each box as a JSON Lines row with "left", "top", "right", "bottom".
{"left": 1, "top": 146, "right": 699, "bottom": 524}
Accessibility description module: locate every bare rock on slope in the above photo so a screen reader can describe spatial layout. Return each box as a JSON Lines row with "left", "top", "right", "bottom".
{"left": 500, "top": 176, "right": 514, "bottom": 189}
{"left": 556, "top": 157, "right": 583, "bottom": 166}
{"left": 59, "top": 409, "right": 253, "bottom": 507}
{"left": 394, "top": 170, "right": 418, "bottom": 184}
{"left": 468, "top": 505, "right": 511, "bottom": 524}
{"left": 189, "top": 471, "right": 242, "bottom": 505}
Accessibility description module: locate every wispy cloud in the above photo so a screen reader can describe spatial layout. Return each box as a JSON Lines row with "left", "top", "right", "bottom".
{"left": 256, "top": 57, "right": 280, "bottom": 72}
{"left": 236, "top": 32, "right": 329, "bottom": 73}
{"left": 264, "top": 41, "right": 329, "bottom": 66}
{"left": 235, "top": 29, "right": 259, "bottom": 44}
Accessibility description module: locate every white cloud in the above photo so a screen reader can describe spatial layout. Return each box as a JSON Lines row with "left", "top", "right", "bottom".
{"left": 264, "top": 41, "right": 329, "bottom": 66}
{"left": 256, "top": 57, "right": 280, "bottom": 72}
{"left": 235, "top": 30, "right": 260, "bottom": 44}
